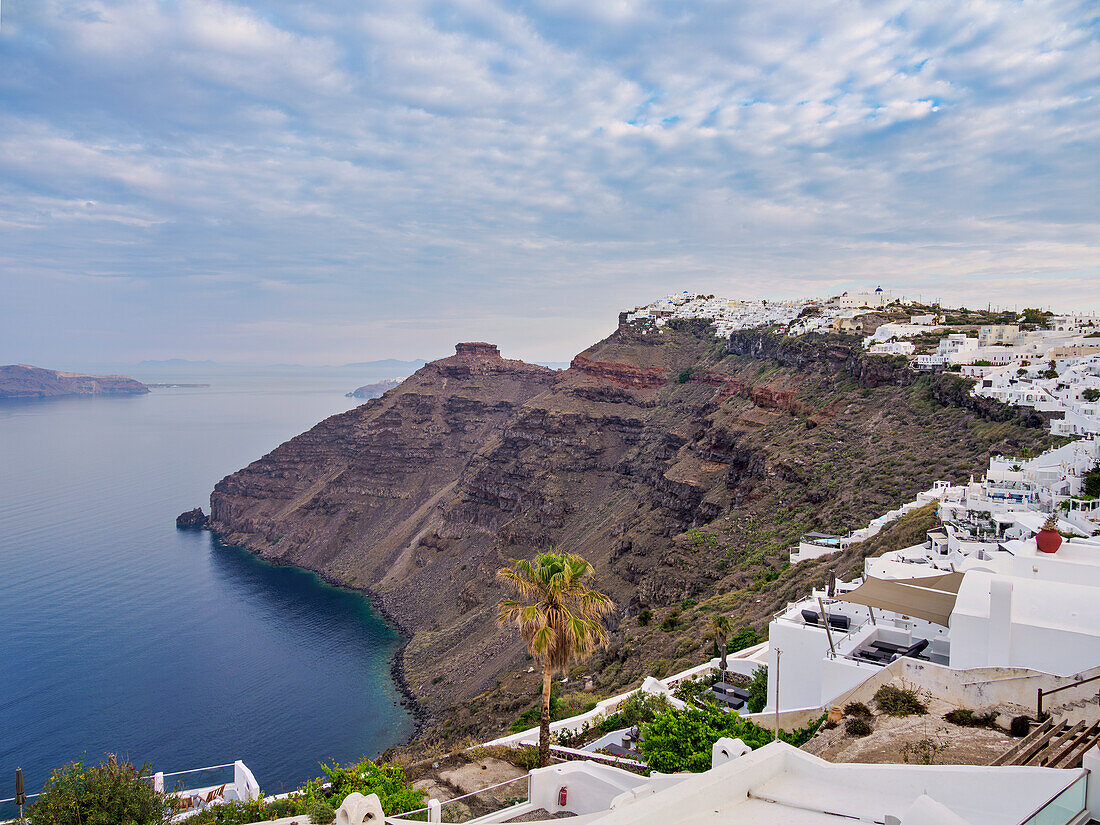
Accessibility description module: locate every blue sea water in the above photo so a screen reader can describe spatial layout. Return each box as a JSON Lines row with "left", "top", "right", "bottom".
{"left": 0, "top": 375, "right": 415, "bottom": 812}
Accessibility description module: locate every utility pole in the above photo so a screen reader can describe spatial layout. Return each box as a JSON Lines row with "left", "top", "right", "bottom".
{"left": 774, "top": 648, "right": 781, "bottom": 741}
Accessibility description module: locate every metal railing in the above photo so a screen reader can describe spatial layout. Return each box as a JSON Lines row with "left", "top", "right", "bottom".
{"left": 1037, "top": 671, "right": 1100, "bottom": 718}
{"left": 387, "top": 774, "right": 530, "bottom": 824}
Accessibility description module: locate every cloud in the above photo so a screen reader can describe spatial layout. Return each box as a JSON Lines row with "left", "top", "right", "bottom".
{"left": 0, "top": 0, "right": 1097, "bottom": 365}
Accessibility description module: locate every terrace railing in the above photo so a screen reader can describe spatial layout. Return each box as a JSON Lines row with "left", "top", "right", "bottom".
{"left": 1037, "top": 670, "right": 1100, "bottom": 718}
{"left": 387, "top": 774, "right": 531, "bottom": 824}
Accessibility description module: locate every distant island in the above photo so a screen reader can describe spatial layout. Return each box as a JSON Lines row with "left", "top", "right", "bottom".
{"left": 0, "top": 364, "right": 149, "bottom": 399}
{"left": 145, "top": 383, "right": 211, "bottom": 388}
{"left": 346, "top": 378, "right": 403, "bottom": 399}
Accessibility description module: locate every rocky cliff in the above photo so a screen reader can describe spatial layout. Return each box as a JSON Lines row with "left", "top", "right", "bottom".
{"left": 209, "top": 325, "right": 1049, "bottom": 744}
{"left": 346, "top": 378, "right": 403, "bottom": 399}
{"left": 0, "top": 364, "right": 149, "bottom": 399}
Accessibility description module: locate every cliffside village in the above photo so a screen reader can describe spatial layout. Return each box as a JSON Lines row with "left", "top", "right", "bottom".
{"left": 67, "top": 293, "right": 1100, "bottom": 825}
{"left": 628, "top": 289, "right": 1100, "bottom": 438}
{"left": 454, "top": 293, "right": 1100, "bottom": 825}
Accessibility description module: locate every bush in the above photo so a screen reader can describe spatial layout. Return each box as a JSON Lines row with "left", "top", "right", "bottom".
{"left": 190, "top": 798, "right": 272, "bottom": 825}
{"left": 943, "top": 708, "right": 998, "bottom": 728}
{"left": 746, "top": 665, "right": 768, "bottom": 713}
{"left": 598, "top": 690, "right": 671, "bottom": 732}
{"left": 186, "top": 758, "right": 423, "bottom": 825}
{"left": 845, "top": 717, "right": 873, "bottom": 737}
{"left": 266, "top": 799, "right": 296, "bottom": 818}
{"left": 308, "top": 801, "right": 336, "bottom": 824}
{"left": 659, "top": 610, "right": 681, "bottom": 632}
{"left": 874, "top": 684, "right": 927, "bottom": 717}
{"left": 639, "top": 704, "right": 824, "bottom": 772}
{"left": 672, "top": 674, "right": 719, "bottom": 704}
{"left": 28, "top": 756, "right": 171, "bottom": 825}
{"left": 297, "top": 759, "right": 423, "bottom": 822}
{"left": 1010, "top": 716, "right": 1032, "bottom": 737}
{"left": 637, "top": 608, "right": 652, "bottom": 626}
{"left": 843, "top": 702, "right": 871, "bottom": 718}
{"left": 727, "top": 627, "right": 764, "bottom": 653}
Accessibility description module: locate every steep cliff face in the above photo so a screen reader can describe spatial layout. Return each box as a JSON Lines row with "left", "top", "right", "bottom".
{"left": 209, "top": 325, "right": 1049, "bottom": 741}
{"left": 0, "top": 365, "right": 149, "bottom": 398}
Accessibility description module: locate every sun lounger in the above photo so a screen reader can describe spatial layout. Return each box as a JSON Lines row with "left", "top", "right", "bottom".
{"left": 801, "top": 609, "right": 820, "bottom": 625}
{"left": 870, "top": 640, "right": 907, "bottom": 654}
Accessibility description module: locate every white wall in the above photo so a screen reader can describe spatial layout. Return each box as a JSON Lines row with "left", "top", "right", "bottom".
{"left": 527, "top": 763, "right": 646, "bottom": 816}
{"left": 765, "top": 620, "right": 834, "bottom": 712}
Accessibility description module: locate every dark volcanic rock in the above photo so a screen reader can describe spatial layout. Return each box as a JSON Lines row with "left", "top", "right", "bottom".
{"left": 176, "top": 508, "right": 209, "bottom": 528}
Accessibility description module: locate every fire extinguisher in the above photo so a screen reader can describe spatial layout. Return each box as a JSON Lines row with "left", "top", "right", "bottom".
{"left": 558, "top": 787, "right": 568, "bottom": 807}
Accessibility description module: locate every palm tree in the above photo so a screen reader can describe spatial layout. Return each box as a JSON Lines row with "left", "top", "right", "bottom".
{"left": 497, "top": 551, "right": 614, "bottom": 767}
{"left": 712, "top": 614, "right": 732, "bottom": 676}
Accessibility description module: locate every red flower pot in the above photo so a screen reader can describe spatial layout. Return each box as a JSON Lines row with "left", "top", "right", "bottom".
{"left": 1036, "top": 529, "right": 1062, "bottom": 554}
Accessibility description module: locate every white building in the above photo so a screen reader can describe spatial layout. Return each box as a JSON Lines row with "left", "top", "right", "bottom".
{"left": 839, "top": 287, "right": 893, "bottom": 309}
{"left": 979, "top": 324, "right": 1021, "bottom": 346}
{"left": 438, "top": 739, "right": 1094, "bottom": 825}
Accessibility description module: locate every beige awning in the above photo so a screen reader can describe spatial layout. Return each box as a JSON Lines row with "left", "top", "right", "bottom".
{"left": 837, "top": 572, "right": 963, "bottom": 627}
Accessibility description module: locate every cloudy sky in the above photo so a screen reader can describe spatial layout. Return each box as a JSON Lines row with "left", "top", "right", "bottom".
{"left": 1, "top": 0, "right": 1098, "bottom": 366}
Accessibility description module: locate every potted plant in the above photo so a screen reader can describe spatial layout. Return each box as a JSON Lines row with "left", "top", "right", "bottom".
{"left": 1036, "top": 514, "right": 1062, "bottom": 554}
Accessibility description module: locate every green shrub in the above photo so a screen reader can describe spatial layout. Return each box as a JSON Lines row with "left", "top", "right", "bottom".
{"left": 637, "top": 608, "right": 652, "bottom": 626}
{"left": 678, "top": 367, "right": 694, "bottom": 383}
{"left": 598, "top": 690, "right": 672, "bottom": 732}
{"left": 845, "top": 716, "right": 873, "bottom": 737}
{"left": 843, "top": 702, "right": 871, "bottom": 718}
{"left": 659, "top": 610, "right": 680, "bottom": 632}
{"left": 943, "top": 708, "right": 998, "bottom": 728}
{"left": 309, "top": 801, "right": 336, "bottom": 824}
{"left": 266, "top": 799, "right": 296, "bottom": 818}
{"left": 28, "top": 756, "right": 171, "bottom": 825}
{"left": 874, "top": 684, "right": 927, "bottom": 717}
{"left": 746, "top": 665, "right": 768, "bottom": 713}
{"left": 189, "top": 797, "right": 273, "bottom": 825}
{"left": 672, "top": 674, "right": 719, "bottom": 704}
{"left": 727, "top": 627, "right": 764, "bottom": 653}
{"left": 639, "top": 705, "right": 823, "bottom": 772}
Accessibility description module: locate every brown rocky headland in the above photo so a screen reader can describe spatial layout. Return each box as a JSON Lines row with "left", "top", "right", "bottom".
{"left": 0, "top": 364, "right": 149, "bottom": 399}
{"left": 346, "top": 378, "right": 403, "bottom": 399}
{"left": 207, "top": 324, "right": 1051, "bottom": 748}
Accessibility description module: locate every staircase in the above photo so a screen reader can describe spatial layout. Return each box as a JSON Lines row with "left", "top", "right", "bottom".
{"left": 990, "top": 718, "right": 1100, "bottom": 768}
{"left": 1048, "top": 688, "right": 1100, "bottom": 727}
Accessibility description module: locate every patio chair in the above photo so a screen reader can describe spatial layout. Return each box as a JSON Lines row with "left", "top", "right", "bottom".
{"left": 169, "top": 795, "right": 194, "bottom": 814}
{"left": 801, "top": 609, "right": 820, "bottom": 625}
{"left": 826, "top": 614, "right": 851, "bottom": 631}
{"left": 200, "top": 785, "right": 227, "bottom": 808}
{"left": 897, "top": 639, "right": 930, "bottom": 660}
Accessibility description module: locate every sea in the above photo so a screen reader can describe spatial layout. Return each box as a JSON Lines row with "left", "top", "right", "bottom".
{"left": 0, "top": 370, "right": 416, "bottom": 813}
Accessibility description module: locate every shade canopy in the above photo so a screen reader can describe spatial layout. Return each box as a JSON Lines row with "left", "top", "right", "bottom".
{"left": 837, "top": 572, "right": 964, "bottom": 627}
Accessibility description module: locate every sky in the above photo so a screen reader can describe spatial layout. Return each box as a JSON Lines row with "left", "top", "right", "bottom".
{"left": 1, "top": 0, "right": 1098, "bottom": 367}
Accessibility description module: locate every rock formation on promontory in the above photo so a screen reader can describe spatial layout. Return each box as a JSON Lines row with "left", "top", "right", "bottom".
{"left": 209, "top": 324, "right": 1049, "bottom": 743}
{"left": 0, "top": 364, "right": 149, "bottom": 399}
{"left": 346, "top": 378, "right": 403, "bottom": 399}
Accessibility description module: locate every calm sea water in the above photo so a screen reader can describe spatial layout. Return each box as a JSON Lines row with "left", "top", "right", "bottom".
{"left": 0, "top": 375, "right": 415, "bottom": 811}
